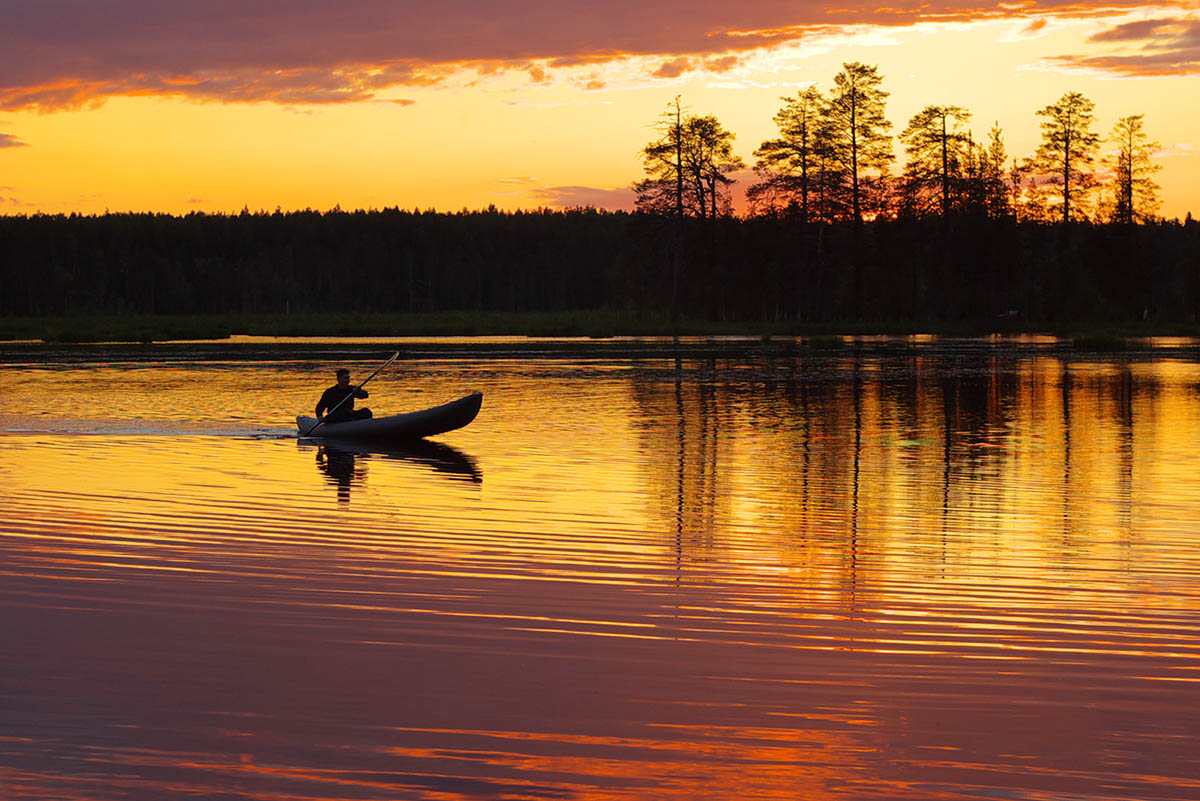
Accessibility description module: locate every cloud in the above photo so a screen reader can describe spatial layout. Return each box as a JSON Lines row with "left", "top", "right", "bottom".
{"left": 0, "top": 0, "right": 1170, "bottom": 111}
{"left": 0, "top": 132, "right": 28, "bottom": 147}
{"left": 1051, "top": 16, "right": 1200, "bottom": 75}
{"left": 490, "top": 176, "right": 540, "bottom": 197}
{"left": 1156, "top": 141, "right": 1199, "bottom": 156}
{"left": 1089, "top": 17, "right": 1191, "bottom": 42}
{"left": 653, "top": 57, "right": 695, "bottom": 79}
{"left": 704, "top": 55, "right": 742, "bottom": 73}
{"left": 532, "top": 185, "right": 637, "bottom": 211}
{"left": 0, "top": 63, "right": 439, "bottom": 111}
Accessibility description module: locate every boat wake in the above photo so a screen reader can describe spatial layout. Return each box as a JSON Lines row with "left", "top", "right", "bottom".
{"left": 0, "top": 419, "right": 297, "bottom": 439}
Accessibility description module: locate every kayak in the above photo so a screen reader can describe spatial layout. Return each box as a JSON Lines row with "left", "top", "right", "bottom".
{"left": 297, "top": 391, "right": 482, "bottom": 442}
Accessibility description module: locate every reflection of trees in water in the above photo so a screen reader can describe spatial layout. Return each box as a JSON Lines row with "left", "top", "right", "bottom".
{"left": 1116, "top": 364, "right": 1134, "bottom": 539}
{"left": 630, "top": 348, "right": 1156, "bottom": 598}
{"left": 632, "top": 354, "right": 725, "bottom": 563}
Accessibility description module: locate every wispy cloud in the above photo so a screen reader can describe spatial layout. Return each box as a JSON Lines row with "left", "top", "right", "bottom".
{"left": 1155, "top": 141, "right": 1200, "bottom": 157}
{"left": 0, "top": 64, "right": 439, "bottom": 111}
{"left": 490, "top": 176, "right": 540, "bottom": 197}
{"left": 0, "top": 0, "right": 1168, "bottom": 111}
{"left": 0, "top": 132, "right": 28, "bottom": 147}
{"left": 531, "top": 185, "right": 637, "bottom": 211}
{"left": 0, "top": 193, "right": 36, "bottom": 207}
{"left": 1050, "top": 15, "right": 1200, "bottom": 75}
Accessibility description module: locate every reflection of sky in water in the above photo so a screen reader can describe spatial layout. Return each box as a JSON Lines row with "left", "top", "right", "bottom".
{"left": 2, "top": 344, "right": 1200, "bottom": 800}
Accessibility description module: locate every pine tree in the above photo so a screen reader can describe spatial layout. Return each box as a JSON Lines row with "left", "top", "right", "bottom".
{"left": 749, "top": 87, "right": 825, "bottom": 222}
{"left": 1106, "top": 114, "right": 1161, "bottom": 224}
{"left": 1029, "top": 92, "right": 1100, "bottom": 223}
{"left": 636, "top": 101, "right": 743, "bottom": 220}
{"left": 899, "top": 105, "right": 972, "bottom": 217}
{"left": 823, "top": 62, "right": 893, "bottom": 224}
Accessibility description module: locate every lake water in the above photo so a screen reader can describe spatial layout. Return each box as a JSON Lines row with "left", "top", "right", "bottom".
{"left": 2, "top": 337, "right": 1200, "bottom": 800}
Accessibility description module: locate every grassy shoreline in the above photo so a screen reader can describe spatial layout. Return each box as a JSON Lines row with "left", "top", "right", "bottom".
{"left": 2, "top": 311, "right": 1197, "bottom": 344}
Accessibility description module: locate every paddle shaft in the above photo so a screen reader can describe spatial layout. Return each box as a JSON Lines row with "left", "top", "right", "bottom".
{"left": 304, "top": 351, "right": 400, "bottom": 436}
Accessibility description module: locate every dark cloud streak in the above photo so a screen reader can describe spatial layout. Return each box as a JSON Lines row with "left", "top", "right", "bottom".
{"left": 0, "top": 0, "right": 1173, "bottom": 110}
{"left": 1055, "top": 16, "right": 1200, "bottom": 75}
{"left": 1089, "top": 18, "right": 1183, "bottom": 41}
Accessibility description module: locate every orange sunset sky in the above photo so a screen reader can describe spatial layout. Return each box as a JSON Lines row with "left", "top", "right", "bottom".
{"left": 1, "top": 0, "right": 1198, "bottom": 219}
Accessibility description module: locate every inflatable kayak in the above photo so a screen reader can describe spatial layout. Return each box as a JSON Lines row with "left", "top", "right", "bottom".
{"left": 297, "top": 391, "right": 482, "bottom": 442}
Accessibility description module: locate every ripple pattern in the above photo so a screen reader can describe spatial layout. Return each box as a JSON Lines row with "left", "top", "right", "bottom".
{"left": 1, "top": 346, "right": 1200, "bottom": 800}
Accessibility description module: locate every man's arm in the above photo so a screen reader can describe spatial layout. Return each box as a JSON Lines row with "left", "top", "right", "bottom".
{"left": 354, "top": 388, "right": 369, "bottom": 399}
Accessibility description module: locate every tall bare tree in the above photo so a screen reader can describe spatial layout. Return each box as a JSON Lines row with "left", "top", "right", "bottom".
{"left": 824, "top": 62, "right": 893, "bottom": 225}
{"left": 1106, "top": 114, "right": 1161, "bottom": 224}
{"left": 899, "top": 105, "right": 972, "bottom": 217}
{"left": 635, "top": 96, "right": 687, "bottom": 217}
{"left": 1029, "top": 91, "right": 1100, "bottom": 223}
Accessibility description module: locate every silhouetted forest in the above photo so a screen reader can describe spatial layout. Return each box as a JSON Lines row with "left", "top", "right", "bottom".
{"left": 5, "top": 62, "right": 1199, "bottom": 331}
{"left": 2, "top": 207, "right": 1198, "bottom": 325}
{"left": 0, "top": 208, "right": 617, "bottom": 318}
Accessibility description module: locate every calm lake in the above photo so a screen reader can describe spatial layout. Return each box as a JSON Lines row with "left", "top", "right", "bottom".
{"left": 2, "top": 336, "right": 1200, "bottom": 800}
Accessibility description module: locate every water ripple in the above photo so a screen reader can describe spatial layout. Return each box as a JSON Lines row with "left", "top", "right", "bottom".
{"left": 1, "top": 348, "right": 1199, "bottom": 799}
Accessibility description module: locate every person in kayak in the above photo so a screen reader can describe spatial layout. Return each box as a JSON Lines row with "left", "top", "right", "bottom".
{"left": 315, "top": 368, "right": 373, "bottom": 424}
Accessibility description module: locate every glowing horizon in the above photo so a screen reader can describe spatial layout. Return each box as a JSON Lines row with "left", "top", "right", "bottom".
{"left": 2, "top": 2, "right": 1198, "bottom": 218}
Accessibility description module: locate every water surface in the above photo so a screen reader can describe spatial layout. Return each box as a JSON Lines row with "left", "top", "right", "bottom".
{"left": 2, "top": 339, "right": 1199, "bottom": 800}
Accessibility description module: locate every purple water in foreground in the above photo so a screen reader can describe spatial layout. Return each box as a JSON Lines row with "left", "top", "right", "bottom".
{"left": 2, "top": 340, "right": 1199, "bottom": 800}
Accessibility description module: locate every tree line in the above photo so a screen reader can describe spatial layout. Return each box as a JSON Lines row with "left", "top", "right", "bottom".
{"left": 0, "top": 208, "right": 622, "bottom": 318}
{"left": 624, "top": 63, "right": 1195, "bottom": 323}
{"left": 0, "top": 63, "right": 1196, "bottom": 327}
{"left": 638, "top": 63, "right": 1164, "bottom": 226}
{"left": 2, "top": 207, "right": 1196, "bottom": 325}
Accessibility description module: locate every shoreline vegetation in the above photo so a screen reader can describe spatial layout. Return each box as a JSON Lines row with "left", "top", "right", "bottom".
{"left": 2, "top": 311, "right": 1197, "bottom": 347}
{"left": 2, "top": 209, "right": 1198, "bottom": 340}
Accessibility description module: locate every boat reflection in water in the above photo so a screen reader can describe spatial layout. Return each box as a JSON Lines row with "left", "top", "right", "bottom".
{"left": 300, "top": 437, "right": 482, "bottom": 501}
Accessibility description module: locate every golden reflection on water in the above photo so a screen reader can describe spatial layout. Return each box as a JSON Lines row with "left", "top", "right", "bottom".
{"left": 2, "top": 344, "right": 1200, "bottom": 800}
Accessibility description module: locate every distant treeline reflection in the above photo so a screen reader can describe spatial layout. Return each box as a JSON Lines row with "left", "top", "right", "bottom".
{"left": 633, "top": 353, "right": 1148, "bottom": 563}
{"left": 2, "top": 208, "right": 1198, "bottom": 325}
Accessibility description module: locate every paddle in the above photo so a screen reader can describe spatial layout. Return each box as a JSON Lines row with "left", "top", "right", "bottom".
{"left": 303, "top": 351, "right": 400, "bottom": 437}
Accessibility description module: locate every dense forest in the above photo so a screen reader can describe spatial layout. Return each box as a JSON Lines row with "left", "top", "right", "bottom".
{"left": 2, "top": 208, "right": 1197, "bottom": 325}
{"left": 2, "top": 61, "right": 1199, "bottom": 330}
{"left": 0, "top": 208, "right": 619, "bottom": 319}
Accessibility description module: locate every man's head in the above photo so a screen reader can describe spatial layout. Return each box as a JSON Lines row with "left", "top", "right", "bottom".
{"left": 336, "top": 368, "right": 350, "bottom": 386}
